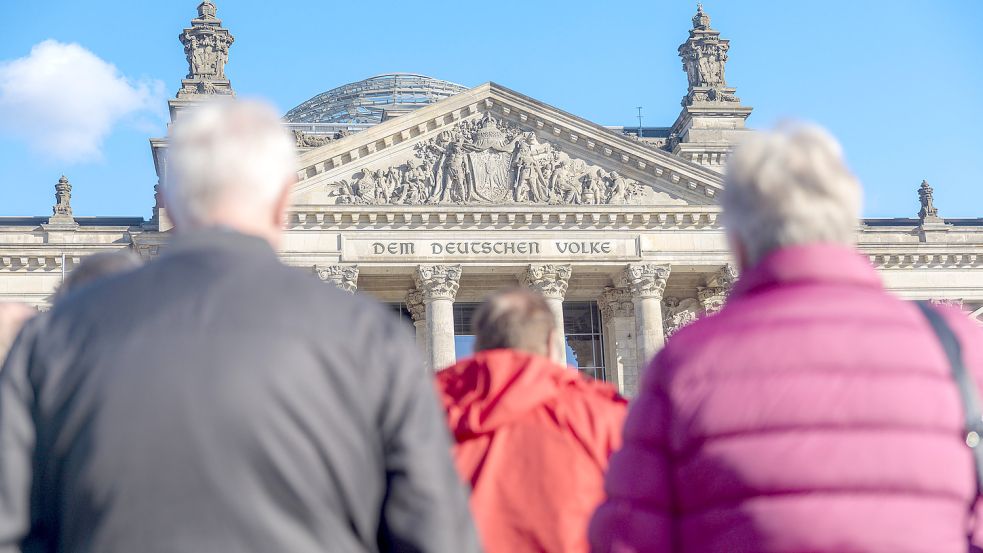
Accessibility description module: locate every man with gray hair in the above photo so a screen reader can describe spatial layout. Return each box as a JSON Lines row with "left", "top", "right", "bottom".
{"left": 591, "top": 124, "right": 983, "bottom": 552}
{"left": 0, "top": 100, "right": 479, "bottom": 553}
{"left": 436, "top": 288, "right": 626, "bottom": 553}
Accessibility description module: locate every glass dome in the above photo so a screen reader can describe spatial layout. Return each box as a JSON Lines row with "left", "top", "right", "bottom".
{"left": 284, "top": 73, "right": 468, "bottom": 125}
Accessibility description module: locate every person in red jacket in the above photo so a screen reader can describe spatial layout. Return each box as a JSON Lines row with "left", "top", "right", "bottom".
{"left": 436, "top": 288, "right": 627, "bottom": 553}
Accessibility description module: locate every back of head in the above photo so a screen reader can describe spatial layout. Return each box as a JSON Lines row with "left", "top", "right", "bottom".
{"left": 722, "top": 123, "right": 862, "bottom": 267}
{"left": 164, "top": 100, "right": 298, "bottom": 236}
{"left": 57, "top": 250, "right": 143, "bottom": 299}
{"left": 473, "top": 288, "right": 555, "bottom": 358}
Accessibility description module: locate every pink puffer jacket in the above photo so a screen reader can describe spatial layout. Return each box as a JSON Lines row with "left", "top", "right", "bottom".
{"left": 590, "top": 244, "right": 983, "bottom": 553}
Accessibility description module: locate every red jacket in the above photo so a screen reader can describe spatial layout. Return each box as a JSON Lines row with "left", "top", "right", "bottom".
{"left": 436, "top": 349, "right": 627, "bottom": 553}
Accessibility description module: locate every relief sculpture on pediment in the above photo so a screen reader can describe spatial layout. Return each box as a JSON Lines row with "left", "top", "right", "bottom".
{"left": 327, "top": 113, "right": 647, "bottom": 206}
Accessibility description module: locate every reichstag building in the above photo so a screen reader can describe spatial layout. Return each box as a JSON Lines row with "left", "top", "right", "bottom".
{"left": 2, "top": 2, "right": 980, "bottom": 395}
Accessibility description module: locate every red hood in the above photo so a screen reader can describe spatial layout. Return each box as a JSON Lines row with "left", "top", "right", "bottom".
{"left": 435, "top": 349, "right": 618, "bottom": 439}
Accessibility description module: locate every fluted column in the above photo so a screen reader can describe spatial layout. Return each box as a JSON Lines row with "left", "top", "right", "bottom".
{"left": 698, "top": 264, "right": 738, "bottom": 314}
{"left": 522, "top": 264, "right": 571, "bottom": 364}
{"left": 313, "top": 264, "right": 359, "bottom": 293}
{"left": 405, "top": 289, "right": 429, "bottom": 367}
{"left": 414, "top": 265, "right": 462, "bottom": 371}
{"left": 599, "top": 287, "right": 638, "bottom": 395}
{"left": 623, "top": 263, "right": 671, "bottom": 369}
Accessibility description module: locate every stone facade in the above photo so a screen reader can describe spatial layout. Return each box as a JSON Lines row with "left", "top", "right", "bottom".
{"left": 1, "top": 4, "right": 981, "bottom": 396}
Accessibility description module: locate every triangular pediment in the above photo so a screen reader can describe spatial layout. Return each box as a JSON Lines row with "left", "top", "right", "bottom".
{"left": 291, "top": 82, "right": 723, "bottom": 208}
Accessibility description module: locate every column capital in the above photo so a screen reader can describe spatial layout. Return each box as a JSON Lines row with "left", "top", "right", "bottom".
{"left": 698, "top": 263, "right": 738, "bottom": 313}
{"left": 622, "top": 263, "right": 671, "bottom": 299}
{"left": 662, "top": 296, "right": 700, "bottom": 337}
{"left": 598, "top": 286, "right": 634, "bottom": 319}
{"left": 405, "top": 289, "right": 427, "bottom": 322}
{"left": 522, "top": 264, "right": 572, "bottom": 300}
{"left": 313, "top": 264, "right": 358, "bottom": 293}
{"left": 414, "top": 264, "right": 462, "bottom": 301}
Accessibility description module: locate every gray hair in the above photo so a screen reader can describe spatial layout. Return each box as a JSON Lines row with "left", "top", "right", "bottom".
{"left": 473, "top": 288, "right": 555, "bottom": 358}
{"left": 164, "top": 100, "right": 298, "bottom": 228}
{"left": 721, "top": 123, "right": 862, "bottom": 266}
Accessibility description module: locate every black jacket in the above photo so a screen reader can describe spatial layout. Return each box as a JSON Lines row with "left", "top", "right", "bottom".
{"left": 0, "top": 229, "right": 480, "bottom": 553}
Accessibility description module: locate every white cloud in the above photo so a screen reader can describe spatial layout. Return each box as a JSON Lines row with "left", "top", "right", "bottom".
{"left": 0, "top": 40, "right": 165, "bottom": 163}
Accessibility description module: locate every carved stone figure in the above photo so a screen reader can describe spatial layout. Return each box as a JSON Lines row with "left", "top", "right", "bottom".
{"left": 52, "top": 175, "right": 72, "bottom": 218}
{"left": 551, "top": 161, "right": 581, "bottom": 204}
{"left": 512, "top": 135, "right": 550, "bottom": 203}
{"left": 396, "top": 158, "right": 430, "bottom": 204}
{"left": 581, "top": 169, "right": 607, "bottom": 205}
{"left": 438, "top": 141, "right": 472, "bottom": 203}
{"left": 677, "top": 4, "right": 737, "bottom": 106}
{"left": 607, "top": 171, "right": 628, "bottom": 204}
{"left": 177, "top": 1, "right": 235, "bottom": 98}
{"left": 293, "top": 130, "right": 333, "bottom": 148}
{"left": 327, "top": 114, "right": 645, "bottom": 206}
{"left": 918, "top": 180, "right": 942, "bottom": 222}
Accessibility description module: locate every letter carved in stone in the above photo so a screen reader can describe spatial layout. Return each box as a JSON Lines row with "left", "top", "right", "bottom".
{"left": 522, "top": 264, "right": 572, "bottom": 300}
{"left": 622, "top": 264, "right": 671, "bottom": 299}
{"left": 327, "top": 112, "right": 645, "bottom": 206}
{"left": 414, "top": 265, "right": 462, "bottom": 301}
{"left": 313, "top": 264, "right": 359, "bottom": 293}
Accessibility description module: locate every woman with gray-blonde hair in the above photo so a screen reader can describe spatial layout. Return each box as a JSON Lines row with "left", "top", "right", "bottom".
{"left": 591, "top": 124, "right": 983, "bottom": 552}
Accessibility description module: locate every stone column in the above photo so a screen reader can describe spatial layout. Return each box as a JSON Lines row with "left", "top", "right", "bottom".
{"left": 623, "top": 264, "right": 671, "bottom": 370}
{"left": 522, "top": 264, "right": 572, "bottom": 364}
{"left": 405, "top": 289, "right": 429, "bottom": 367}
{"left": 313, "top": 264, "right": 359, "bottom": 293}
{"left": 414, "top": 265, "right": 462, "bottom": 371}
{"left": 599, "top": 287, "right": 638, "bottom": 396}
{"left": 698, "top": 264, "right": 738, "bottom": 314}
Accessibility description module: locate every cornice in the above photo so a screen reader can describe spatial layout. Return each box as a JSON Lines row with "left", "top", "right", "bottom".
{"left": 284, "top": 205, "right": 725, "bottom": 231}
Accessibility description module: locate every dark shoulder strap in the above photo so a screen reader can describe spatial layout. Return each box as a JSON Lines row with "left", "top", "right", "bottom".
{"left": 915, "top": 301, "right": 983, "bottom": 496}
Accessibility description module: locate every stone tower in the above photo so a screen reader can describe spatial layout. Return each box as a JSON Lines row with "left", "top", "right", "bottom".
{"left": 668, "top": 4, "right": 752, "bottom": 172}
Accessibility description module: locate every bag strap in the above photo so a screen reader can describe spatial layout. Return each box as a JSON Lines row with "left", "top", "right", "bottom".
{"left": 915, "top": 301, "right": 983, "bottom": 497}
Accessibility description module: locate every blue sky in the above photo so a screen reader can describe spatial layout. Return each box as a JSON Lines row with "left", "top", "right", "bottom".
{"left": 1, "top": 1, "right": 980, "bottom": 219}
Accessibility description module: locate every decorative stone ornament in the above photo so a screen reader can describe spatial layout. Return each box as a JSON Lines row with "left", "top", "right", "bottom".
{"left": 405, "top": 290, "right": 426, "bottom": 322}
{"left": 47, "top": 175, "right": 76, "bottom": 226}
{"left": 313, "top": 264, "right": 358, "bottom": 293}
{"left": 677, "top": 4, "right": 739, "bottom": 106}
{"left": 918, "top": 180, "right": 943, "bottom": 223}
{"left": 698, "top": 264, "right": 738, "bottom": 313}
{"left": 413, "top": 265, "right": 462, "bottom": 301}
{"left": 598, "top": 287, "right": 635, "bottom": 319}
{"left": 662, "top": 296, "right": 701, "bottom": 337}
{"left": 177, "top": 1, "right": 235, "bottom": 98}
{"left": 622, "top": 264, "right": 671, "bottom": 299}
{"left": 327, "top": 113, "right": 645, "bottom": 206}
{"left": 522, "top": 264, "right": 572, "bottom": 300}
